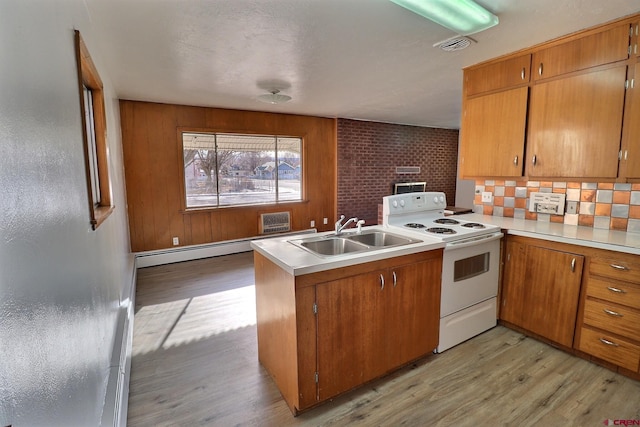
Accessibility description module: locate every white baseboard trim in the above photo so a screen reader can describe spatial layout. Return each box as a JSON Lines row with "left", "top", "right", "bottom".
{"left": 101, "top": 263, "right": 136, "bottom": 427}
{"left": 135, "top": 229, "right": 317, "bottom": 268}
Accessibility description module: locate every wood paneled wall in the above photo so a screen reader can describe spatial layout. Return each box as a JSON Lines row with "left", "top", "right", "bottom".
{"left": 120, "top": 101, "right": 336, "bottom": 252}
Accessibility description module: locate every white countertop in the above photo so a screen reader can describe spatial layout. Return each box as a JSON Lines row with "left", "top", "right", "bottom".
{"left": 250, "top": 225, "right": 445, "bottom": 276}
{"left": 251, "top": 216, "right": 640, "bottom": 275}
{"left": 456, "top": 214, "right": 640, "bottom": 255}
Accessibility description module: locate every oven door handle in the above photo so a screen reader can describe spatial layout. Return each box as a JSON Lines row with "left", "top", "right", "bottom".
{"left": 445, "top": 232, "right": 504, "bottom": 249}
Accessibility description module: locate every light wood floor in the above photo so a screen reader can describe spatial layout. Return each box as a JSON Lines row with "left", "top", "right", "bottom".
{"left": 128, "top": 252, "right": 640, "bottom": 426}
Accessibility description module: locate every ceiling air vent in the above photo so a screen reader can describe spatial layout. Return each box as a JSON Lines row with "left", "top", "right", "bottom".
{"left": 434, "top": 36, "right": 475, "bottom": 52}
{"left": 259, "top": 212, "right": 291, "bottom": 234}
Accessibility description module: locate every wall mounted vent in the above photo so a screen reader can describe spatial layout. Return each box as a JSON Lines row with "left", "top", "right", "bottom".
{"left": 259, "top": 212, "right": 291, "bottom": 234}
{"left": 395, "top": 166, "right": 421, "bottom": 174}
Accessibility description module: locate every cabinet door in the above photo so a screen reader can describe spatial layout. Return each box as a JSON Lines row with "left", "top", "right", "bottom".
{"left": 387, "top": 259, "right": 441, "bottom": 367}
{"left": 532, "top": 23, "right": 630, "bottom": 81}
{"left": 634, "top": 22, "right": 640, "bottom": 58}
{"left": 500, "top": 239, "right": 528, "bottom": 325}
{"left": 459, "top": 86, "right": 528, "bottom": 178}
{"left": 465, "top": 54, "right": 531, "bottom": 96}
{"left": 527, "top": 66, "right": 627, "bottom": 178}
{"left": 501, "top": 239, "right": 584, "bottom": 348}
{"left": 521, "top": 246, "right": 584, "bottom": 347}
{"left": 316, "top": 270, "right": 388, "bottom": 400}
{"left": 621, "top": 62, "right": 640, "bottom": 178}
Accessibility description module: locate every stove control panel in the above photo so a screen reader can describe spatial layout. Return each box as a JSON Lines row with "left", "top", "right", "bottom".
{"left": 383, "top": 192, "right": 447, "bottom": 218}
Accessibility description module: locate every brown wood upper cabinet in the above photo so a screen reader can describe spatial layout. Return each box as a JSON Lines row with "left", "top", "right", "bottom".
{"left": 532, "top": 23, "right": 631, "bottom": 81}
{"left": 460, "top": 16, "right": 638, "bottom": 180}
{"left": 620, "top": 58, "right": 640, "bottom": 179}
{"left": 465, "top": 54, "right": 531, "bottom": 96}
{"left": 460, "top": 54, "right": 531, "bottom": 178}
{"left": 459, "top": 86, "right": 528, "bottom": 177}
{"left": 526, "top": 65, "right": 627, "bottom": 178}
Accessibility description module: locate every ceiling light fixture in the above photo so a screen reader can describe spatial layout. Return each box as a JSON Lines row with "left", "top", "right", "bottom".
{"left": 389, "top": 0, "right": 499, "bottom": 36}
{"left": 257, "top": 90, "right": 292, "bottom": 104}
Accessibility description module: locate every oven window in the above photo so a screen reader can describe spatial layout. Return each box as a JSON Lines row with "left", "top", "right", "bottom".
{"left": 454, "top": 252, "right": 490, "bottom": 282}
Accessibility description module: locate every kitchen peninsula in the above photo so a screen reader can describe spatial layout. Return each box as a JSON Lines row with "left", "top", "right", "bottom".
{"left": 251, "top": 226, "right": 444, "bottom": 414}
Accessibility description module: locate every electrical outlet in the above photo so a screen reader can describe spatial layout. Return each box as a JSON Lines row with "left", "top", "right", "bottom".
{"left": 323, "top": 218, "right": 328, "bottom": 225}
{"left": 172, "top": 237, "right": 179, "bottom": 246}
{"left": 566, "top": 200, "right": 578, "bottom": 215}
{"left": 481, "top": 192, "right": 493, "bottom": 203}
{"left": 310, "top": 220, "right": 315, "bottom": 228}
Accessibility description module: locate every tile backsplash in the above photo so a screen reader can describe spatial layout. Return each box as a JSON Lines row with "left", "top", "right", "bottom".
{"left": 474, "top": 180, "right": 640, "bottom": 233}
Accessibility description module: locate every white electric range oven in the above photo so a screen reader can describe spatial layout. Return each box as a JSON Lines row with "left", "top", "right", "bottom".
{"left": 382, "top": 192, "right": 503, "bottom": 352}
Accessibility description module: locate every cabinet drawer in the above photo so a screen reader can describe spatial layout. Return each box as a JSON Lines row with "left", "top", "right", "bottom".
{"left": 589, "top": 256, "right": 640, "bottom": 283}
{"left": 583, "top": 298, "right": 640, "bottom": 340}
{"left": 578, "top": 327, "right": 640, "bottom": 372}
{"left": 586, "top": 276, "right": 640, "bottom": 307}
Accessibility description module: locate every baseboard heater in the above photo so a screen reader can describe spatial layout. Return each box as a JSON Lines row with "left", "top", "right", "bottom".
{"left": 101, "top": 265, "right": 136, "bottom": 427}
{"left": 135, "top": 228, "right": 316, "bottom": 268}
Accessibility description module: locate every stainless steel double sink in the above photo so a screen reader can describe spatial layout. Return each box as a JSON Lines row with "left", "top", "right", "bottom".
{"left": 289, "top": 230, "right": 422, "bottom": 257}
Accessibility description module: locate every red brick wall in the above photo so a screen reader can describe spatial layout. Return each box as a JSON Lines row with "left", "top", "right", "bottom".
{"left": 337, "top": 119, "right": 459, "bottom": 224}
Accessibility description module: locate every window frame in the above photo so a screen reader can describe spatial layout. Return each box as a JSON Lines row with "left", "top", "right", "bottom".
{"left": 179, "top": 129, "right": 305, "bottom": 210}
{"left": 75, "top": 30, "right": 114, "bottom": 229}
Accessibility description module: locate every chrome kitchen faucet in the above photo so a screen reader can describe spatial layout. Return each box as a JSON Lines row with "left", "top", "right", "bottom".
{"left": 334, "top": 215, "right": 359, "bottom": 235}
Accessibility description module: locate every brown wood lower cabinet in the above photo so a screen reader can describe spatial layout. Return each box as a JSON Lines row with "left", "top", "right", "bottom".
{"left": 500, "top": 235, "right": 640, "bottom": 379}
{"left": 500, "top": 236, "right": 584, "bottom": 347}
{"left": 254, "top": 249, "right": 442, "bottom": 415}
{"left": 575, "top": 250, "right": 640, "bottom": 373}
{"left": 316, "top": 259, "right": 440, "bottom": 400}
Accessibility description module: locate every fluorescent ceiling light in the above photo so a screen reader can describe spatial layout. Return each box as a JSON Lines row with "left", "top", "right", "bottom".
{"left": 389, "top": 0, "right": 499, "bottom": 36}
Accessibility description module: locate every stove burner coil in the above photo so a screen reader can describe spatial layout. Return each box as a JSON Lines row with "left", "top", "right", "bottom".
{"left": 405, "top": 223, "right": 426, "bottom": 229}
{"left": 434, "top": 218, "right": 460, "bottom": 225}
{"left": 461, "top": 222, "right": 486, "bottom": 229}
{"left": 426, "top": 227, "right": 457, "bottom": 235}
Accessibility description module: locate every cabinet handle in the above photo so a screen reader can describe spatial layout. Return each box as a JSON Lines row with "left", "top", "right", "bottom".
{"left": 607, "top": 286, "right": 627, "bottom": 294}
{"left": 392, "top": 271, "right": 397, "bottom": 287}
{"left": 379, "top": 274, "right": 385, "bottom": 291}
{"left": 538, "top": 63, "right": 543, "bottom": 76}
{"left": 532, "top": 155, "right": 537, "bottom": 166}
{"left": 603, "top": 308, "right": 623, "bottom": 317}
{"left": 599, "top": 338, "right": 619, "bottom": 347}
{"left": 513, "top": 155, "right": 518, "bottom": 165}
{"left": 571, "top": 258, "right": 576, "bottom": 272}
{"left": 610, "top": 264, "right": 629, "bottom": 271}
{"left": 521, "top": 67, "right": 526, "bottom": 80}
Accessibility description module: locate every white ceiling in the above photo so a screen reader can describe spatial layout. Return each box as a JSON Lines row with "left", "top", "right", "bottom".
{"left": 85, "top": 0, "right": 639, "bottom": 129}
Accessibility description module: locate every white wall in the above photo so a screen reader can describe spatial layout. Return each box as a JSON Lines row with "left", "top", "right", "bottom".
{"left": 455, "top": 138, "right": 475, "bottom": 208}
{"left": 0, "top": 1, "right": 134, "bottom": 425}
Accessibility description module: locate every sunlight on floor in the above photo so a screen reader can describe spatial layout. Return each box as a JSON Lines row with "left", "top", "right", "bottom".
{"left": 133, "top": 285, "right": 256, "bottom": 356}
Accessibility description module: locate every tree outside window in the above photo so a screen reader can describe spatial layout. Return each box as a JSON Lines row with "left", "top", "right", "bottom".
{"left": 182, "top": 132, "right": 302, "bottom": 208}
